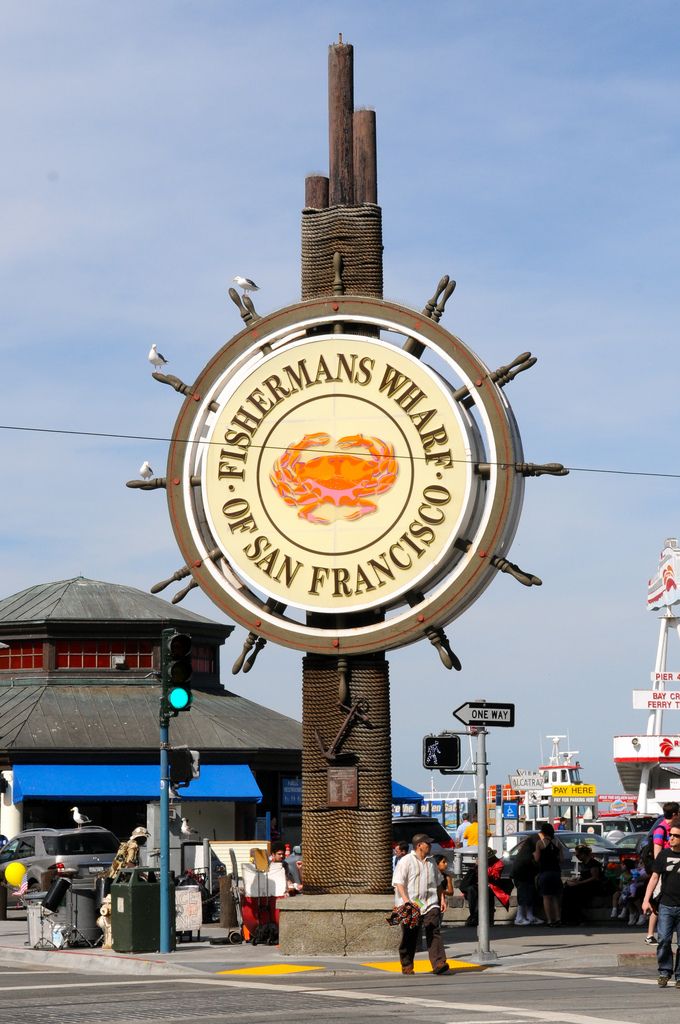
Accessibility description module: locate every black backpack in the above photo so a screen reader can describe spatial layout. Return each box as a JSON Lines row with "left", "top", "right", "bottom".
{"left": 251, "top": 922, "right": 279, "bottom": 946}
{"left": 640, "top": 816, "right": 666, "bottom": 873}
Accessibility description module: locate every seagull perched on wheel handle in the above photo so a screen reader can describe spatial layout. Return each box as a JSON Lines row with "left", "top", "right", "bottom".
{"left": 70, "top": 806, "right": 91, "bottom": 828}
{"left": 147, "top": 343, "right": 168, "bottom": 370}
{"left": 139, "top": 460, "right": 153, "bottom": 480}
{"left": 233, "top": 275, "right": 259, "bottom": 296}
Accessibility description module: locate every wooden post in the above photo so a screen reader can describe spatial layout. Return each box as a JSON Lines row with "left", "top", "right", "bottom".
{"left": 304, "top": 174, "right": 329, "bottom": 209}
{"left": 328, "top": 39, "right": 354, "bottom": 206}
{"left": 353, "top": 109, "right": 377, "bottom": 205}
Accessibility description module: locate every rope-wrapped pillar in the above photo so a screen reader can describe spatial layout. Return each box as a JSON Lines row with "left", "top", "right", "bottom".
{"left": 297, "top": 37, "right": 392, "bottom": 901}
{"left": 301, "top": 204, "right": 383, "bottom": 300}
{"left": 301, "top": 655, "right": 393, "bottom": 894}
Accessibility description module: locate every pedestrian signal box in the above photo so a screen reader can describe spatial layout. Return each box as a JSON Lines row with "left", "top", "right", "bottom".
{"left": 422, "top": 734, "right": 461, "bottom": 772}
{"left": 168, "top": 747, "right": 200, "bottom": 788}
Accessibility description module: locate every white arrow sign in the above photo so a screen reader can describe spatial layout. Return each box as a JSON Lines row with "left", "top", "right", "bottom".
{"left": 453, "top": 701, "right": 515, "bottom": 728}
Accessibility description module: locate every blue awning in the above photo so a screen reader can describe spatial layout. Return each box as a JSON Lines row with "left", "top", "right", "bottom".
{"left": 12, "top": 764, "right": 262, "bottom": 803}
{"left": 392, "top": 780, "right": 423, "bottom": 802}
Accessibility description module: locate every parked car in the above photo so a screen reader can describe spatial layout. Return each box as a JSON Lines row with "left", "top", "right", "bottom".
{"left": 0, "top": 826, "right": 119, "bottom": 905}
{"left": 583, "top": 815, "right": 657, "bottom": 840}
{"left": 392, "top": 816, "right": 455, "bottom": 864}
{"left": 611, "top": 831, "right": 647, "bottom": 868}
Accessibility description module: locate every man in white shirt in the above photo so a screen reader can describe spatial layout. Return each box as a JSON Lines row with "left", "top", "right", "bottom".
{"left": 391, "top": 833, "right": 449, "bottom": 975}
{"left": 455, "top": 814, "right": 470, "bottom": 846}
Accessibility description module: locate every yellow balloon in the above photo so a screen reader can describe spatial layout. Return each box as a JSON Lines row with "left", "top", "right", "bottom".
{"left": 4, "top": 861, "right": 27, "bottom": 887}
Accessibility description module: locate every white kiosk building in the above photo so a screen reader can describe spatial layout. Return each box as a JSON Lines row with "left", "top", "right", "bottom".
{"left": 613, "top": 539, "right": 680, "bottom": 812}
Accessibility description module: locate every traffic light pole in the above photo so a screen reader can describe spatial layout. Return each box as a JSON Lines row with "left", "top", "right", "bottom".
{"left": 159, "top": 626, "right": 173, "bottom": 955}
{"left": 159, "top": 717, "right": 171, "bottom": 954}
{"left": 158, "top": 627, "right": 194, "bottom": 953}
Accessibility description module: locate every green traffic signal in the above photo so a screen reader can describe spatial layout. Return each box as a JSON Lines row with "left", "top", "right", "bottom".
{"left": 168, "top": 686, "right": 191, "bottom": 711}
{"left": 161, "top": 629, "right": 193, "bottom": 717}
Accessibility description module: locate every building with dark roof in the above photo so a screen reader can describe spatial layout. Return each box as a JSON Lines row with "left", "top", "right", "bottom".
{"left": 0, "top": 578, "right": 302, "bottom": 848}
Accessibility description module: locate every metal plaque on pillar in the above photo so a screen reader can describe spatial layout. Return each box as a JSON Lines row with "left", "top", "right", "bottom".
{"left": 327, "top": 767, "right": 358, "bottom": 808}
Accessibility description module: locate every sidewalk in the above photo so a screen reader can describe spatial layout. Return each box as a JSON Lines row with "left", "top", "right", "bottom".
{"left": 0, "top": 910, "right": 660, "bottom": 979}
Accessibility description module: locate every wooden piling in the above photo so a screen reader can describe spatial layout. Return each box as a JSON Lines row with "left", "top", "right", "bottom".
{"left": 353, "top": 109, "right": 377, "bottom": 205}
{"left": 328, "top": 39, "right": 354, "bottom": 205}
{"left": 304, "top": 174, "right": 329, "bottom": 209}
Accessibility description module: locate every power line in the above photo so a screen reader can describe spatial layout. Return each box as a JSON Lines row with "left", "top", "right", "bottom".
{"left": 0, "top": 421, "right": 678, "bottom": 480}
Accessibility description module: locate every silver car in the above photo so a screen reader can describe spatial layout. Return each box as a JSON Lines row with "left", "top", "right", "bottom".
{"left": 0, "top": 826, "right": 119, "bottom": 903}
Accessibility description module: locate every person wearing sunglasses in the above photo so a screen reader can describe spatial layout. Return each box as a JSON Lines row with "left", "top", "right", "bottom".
{"left": 642, "top": 817, "right": 680, "bottom": 987}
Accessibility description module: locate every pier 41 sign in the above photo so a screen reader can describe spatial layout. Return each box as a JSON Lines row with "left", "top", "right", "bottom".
{"left": 165, "top": 296, "right": 531, "bottom": 656}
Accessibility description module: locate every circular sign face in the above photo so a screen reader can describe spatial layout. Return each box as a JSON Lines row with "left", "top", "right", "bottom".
{"left": 202, "top": 336, "right": 479, "bottom": 613}
{"left": 166, "top": 295, "right": 525, "bottom": 657}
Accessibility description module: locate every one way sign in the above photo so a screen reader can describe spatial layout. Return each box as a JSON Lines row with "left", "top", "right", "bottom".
{"left": 453, "top": 701, "right": 515, "bottom": 728}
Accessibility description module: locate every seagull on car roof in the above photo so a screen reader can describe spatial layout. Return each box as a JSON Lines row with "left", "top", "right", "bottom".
{"left": 70, "top": 806, "right": 91, "bottom": 828}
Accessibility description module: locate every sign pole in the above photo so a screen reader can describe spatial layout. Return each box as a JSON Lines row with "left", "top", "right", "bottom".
{"left": 474, "top": 727, "right": 496, "bottom": 961}
{"left": 159, "top": 720, "right": 171, "bottom": 953}
{"left": 159, "top": 627, "right": 171, "bottom": 954}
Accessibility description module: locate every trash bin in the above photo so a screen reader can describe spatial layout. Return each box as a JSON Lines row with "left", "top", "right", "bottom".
{"left": 111, "top": 868, "right": 175, "bottom": 952}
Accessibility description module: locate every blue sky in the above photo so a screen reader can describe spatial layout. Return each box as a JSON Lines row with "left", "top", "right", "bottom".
{"left": 2, "top": 1, "right": 680, "bottom": 798}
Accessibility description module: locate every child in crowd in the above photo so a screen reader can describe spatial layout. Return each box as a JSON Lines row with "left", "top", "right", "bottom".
{"left": 611, "top": 859, "right": 647, "bottom": 925}
{"left": 610, "top": 864, "right": 632, "bottom": 919}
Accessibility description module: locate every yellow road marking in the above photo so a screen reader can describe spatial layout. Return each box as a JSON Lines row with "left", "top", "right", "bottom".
{"left": 217, "top": 964, "right": 325, "bottom": 976}
{"left": 361, "top": 958, "right": 484, "bottom": 974}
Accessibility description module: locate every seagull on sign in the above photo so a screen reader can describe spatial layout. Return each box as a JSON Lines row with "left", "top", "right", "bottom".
{"left": 181, "top": 817, "right": 197, "bottom": 836}
{"left": 139, "top": 461, "right": 153, "bottom": 480}
{"left": 148, "top": 343, "right": 168, "bottom": 370}
{"left": 233, "top": 275, "right": 259, "bottom": 296}
{"left": 70, "top": 806, "right": 91, "bottom": 829}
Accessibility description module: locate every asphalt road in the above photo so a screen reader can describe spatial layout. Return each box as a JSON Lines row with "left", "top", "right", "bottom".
{"left": 0, "top": 961, "right": 674, "bottom": 1024}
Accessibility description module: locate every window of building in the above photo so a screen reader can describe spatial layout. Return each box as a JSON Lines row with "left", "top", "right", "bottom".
{"left": 193, "top": 644, "right": 216, "bottom": 674}
{"left": 0, "top": 641, "right": 44, "bottom": 671}
{"left": 55, "top": 639, "right": 153, "bottom": 670}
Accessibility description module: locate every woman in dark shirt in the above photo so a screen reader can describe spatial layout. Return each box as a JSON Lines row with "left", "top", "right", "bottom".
{"left": 534, "top": 822, "right": 563, "bottom": 926}
{"left": 512, "top": 833, "right": 541, "bottom": 924}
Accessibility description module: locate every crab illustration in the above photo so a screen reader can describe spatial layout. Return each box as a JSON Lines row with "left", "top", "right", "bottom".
{"left": 270, "top": 432, "right": 398, "bottom": 524}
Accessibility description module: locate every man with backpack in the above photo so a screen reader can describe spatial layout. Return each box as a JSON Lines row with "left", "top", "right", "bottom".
{"left": 642, "top": 802, "right": 679, "bottom": 945}
{"left": 642, "top": 816, "right": 680, "bottom": 987}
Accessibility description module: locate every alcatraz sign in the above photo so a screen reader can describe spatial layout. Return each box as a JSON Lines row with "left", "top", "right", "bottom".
{"left": 165, "top": 296, "right": 530, "bottom": 656}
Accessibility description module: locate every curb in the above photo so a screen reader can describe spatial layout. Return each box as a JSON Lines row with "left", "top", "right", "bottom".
{"left": 0, "top": 944, "right": 207, "bottom": 977}
{"left": 617, "top": 951, "right": 657, "bottom": 967}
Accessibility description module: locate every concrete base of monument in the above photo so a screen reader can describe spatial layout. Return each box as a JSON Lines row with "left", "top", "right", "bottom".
{"left": 278, "top": 894, "right": 401, "bottom": 957}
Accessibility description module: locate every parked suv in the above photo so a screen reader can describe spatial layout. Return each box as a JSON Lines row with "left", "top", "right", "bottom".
{"left": 392, "top": 816, "right": 455, "bottom": 864}
{"left": 0, "top": 826, "right": 119, "bottom": 900}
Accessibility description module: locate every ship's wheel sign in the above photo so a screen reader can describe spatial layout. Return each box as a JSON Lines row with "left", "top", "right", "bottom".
{"left": 140, "top": 292, "right": 567, "bottom": 663}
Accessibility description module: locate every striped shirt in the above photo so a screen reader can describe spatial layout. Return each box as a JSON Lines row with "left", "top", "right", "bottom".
{"left": 391, "top": 852, "right": 440, "bottom": 913}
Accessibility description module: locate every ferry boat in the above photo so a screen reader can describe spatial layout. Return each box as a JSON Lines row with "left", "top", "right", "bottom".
{"left": 521, "top": 735, "right": 597, "bottom": 829}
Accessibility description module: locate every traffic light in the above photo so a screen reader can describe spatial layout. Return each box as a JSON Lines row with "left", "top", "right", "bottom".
{"left": 168, "top": 747, "right": 200, "bottom": 788}
{"left": 422, "top": 734, "right": 461, "bottom": 773}
{"left": 161, "top": 629, "right": 193, "bottom": 717}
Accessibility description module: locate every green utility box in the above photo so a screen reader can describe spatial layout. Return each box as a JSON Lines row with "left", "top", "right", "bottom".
{"left": 110, "top": 868, "right": 175, "bottom": 952}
